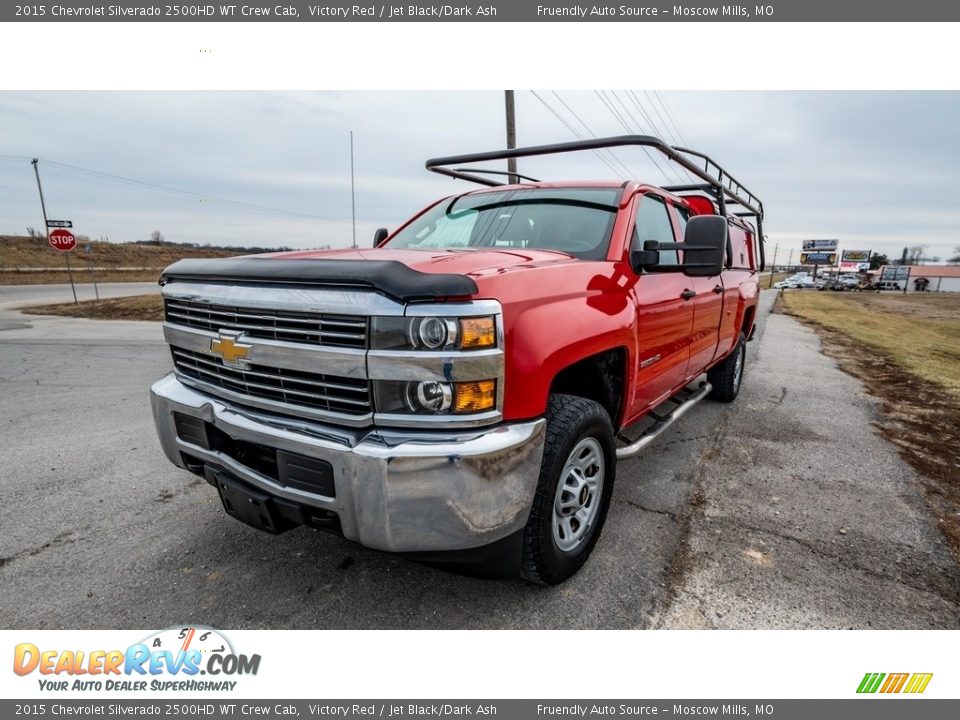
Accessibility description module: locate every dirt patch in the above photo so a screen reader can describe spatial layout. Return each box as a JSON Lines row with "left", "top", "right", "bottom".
{"left": 779, "top": 298, "right": 960, "bottom": 560}
{"left": 22, "top": 294, "right": 163, "bottom": 322}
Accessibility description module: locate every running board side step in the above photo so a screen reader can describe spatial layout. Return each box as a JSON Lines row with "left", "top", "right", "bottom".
{"left": 615, "top": 382, "right": 712, "bottom": 460}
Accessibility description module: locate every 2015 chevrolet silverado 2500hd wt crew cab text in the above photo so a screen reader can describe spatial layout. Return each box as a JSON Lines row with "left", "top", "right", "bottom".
{"left": 150, "top": 135, "right": 765, "bottom": 584}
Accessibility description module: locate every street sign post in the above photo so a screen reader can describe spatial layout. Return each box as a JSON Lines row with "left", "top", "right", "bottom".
{"left": 31, "top": 159, "right": 77, "bottom": 303}
{"left": 48, "top": 228, "right": 77, "bottom": 253}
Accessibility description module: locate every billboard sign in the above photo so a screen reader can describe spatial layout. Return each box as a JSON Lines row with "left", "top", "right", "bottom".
{"left": 880, "top": 266, "right": 911, "bottom": 283}
{"left": 800, "top": 251, "right": 837, "bottom": 265}
{"left": 839, "top": 261, "right": 870, "bottom": 272}
{"left": 802, "top": 239, "right": 839, "bottom": 251}
{"left": 842, "top": 249, "right": 871, "bottom": 262}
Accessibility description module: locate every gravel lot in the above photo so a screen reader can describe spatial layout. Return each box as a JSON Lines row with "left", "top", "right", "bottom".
{"left": 1, "top": 285, "right": 957, "bottom": 629}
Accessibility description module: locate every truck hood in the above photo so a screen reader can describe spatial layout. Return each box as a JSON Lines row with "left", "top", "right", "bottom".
{"left": 270, "top": 247, "right": 581, "bottom": 279}
{"left": 160, "top": 248, "right": 595, "bottom": 304}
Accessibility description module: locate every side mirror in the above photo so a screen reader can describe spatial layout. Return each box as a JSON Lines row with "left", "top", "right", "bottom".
{"left": 679, "top": 215, "right": 727, "bottom": 277}
{"left": 373, "top": 228, "right": 389, "bottom": 247}
{"left": 629, "top": 216, "right": 727, "bottom": 278}
{"left": 629, "top": 246, "right": 660, "bottom": 273}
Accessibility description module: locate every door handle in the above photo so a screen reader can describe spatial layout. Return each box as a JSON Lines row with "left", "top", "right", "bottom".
{"left": 713, "top": 284, "right": 724, "bottom": 294}
{"left": 680, "top": 289, "right": 696, "bottom": 301}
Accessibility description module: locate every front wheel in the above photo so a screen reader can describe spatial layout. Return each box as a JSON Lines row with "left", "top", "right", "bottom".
{"left": 521, "top": 394, "right": 616, "bottom": 585}
{"left": 707, "top": 331, "right": 747, "bottom": 403}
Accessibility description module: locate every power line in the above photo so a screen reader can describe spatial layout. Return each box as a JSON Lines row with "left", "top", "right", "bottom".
{"left": 625, "top": 90, "right": 676, "bottom": 145}
{"left": 595, "top": 90, "right": 633, "bottom": 133}
{"left": 11, "top": 157, "right": 351, "bottom": 224}
{"left": 624, "top": 90, "right": 697, "bottom": 183}
{"left": 548, "top": 92, "right": 637, "bottom": 179}
{"left": 644, "top": 90, "right": 683, "bottom": 147}
{"left": 528, "top": 90, "right": 630, "bottom": 180}
{"left": 609, "top": 91, "right": 684, "bottom": 183}
{"left": 652, "top": 91, "right": 692, "bottom": 146}
{"left": 595, "top": 90, "right": 680, "bottom": 183}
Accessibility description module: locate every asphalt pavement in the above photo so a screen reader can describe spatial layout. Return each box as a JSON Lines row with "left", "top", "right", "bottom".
{"left": 1, "top": 285, "right": 957, "bottom": 629}
{"left": 0, "top": 282, "right": 160, "bottom": 310}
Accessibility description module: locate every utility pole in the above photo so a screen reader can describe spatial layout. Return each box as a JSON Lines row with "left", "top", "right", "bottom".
{"left": 349, "top": 131, "right": 357, "bottom": 249}
{"left": 504, "top": 90, "right": 517, "bottom": 184}
{"left": 31, "top": 158, "right": 77, "bottom": 303}
{"left": 767, "top": 243, "right": 779, "bottom": 288}
{"left": 786, "top": 249, "right": 793, "bottom": 272}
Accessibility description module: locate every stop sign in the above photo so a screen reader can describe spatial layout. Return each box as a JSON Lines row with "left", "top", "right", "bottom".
{"left": 48, "top": 228, "right": 77, "bottom": 253}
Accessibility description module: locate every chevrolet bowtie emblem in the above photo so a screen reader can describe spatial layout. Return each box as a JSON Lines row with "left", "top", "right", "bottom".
{"left": 210, "top": 333, "right": 252, "bottom": 364}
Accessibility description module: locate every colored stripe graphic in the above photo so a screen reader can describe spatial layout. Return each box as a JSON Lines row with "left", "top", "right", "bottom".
{"left": 857, "top": 672, "right": 932, "bottom": 694}
{"left": 857, "top": 673, "right": 885, "bottom": 693}
{"left": 904, "top": 673, "right": 933, "bottom": 694}
{"left": 880, "top": 673, "right": 909, "bottom": 693}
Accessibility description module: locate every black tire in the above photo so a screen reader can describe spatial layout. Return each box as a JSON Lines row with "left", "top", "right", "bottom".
{"left": 521, "top": 394, "right": 616, "bottom": 585}
{"left": 707, "top": 331, "right": 747, "bottom": 403}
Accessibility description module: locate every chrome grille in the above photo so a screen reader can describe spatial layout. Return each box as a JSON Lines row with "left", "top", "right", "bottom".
{"left": 164, "top": 299, "right": 367, "bottom": 349}
{"left": 171, "top": 347, "right": 371, "bottom": 416}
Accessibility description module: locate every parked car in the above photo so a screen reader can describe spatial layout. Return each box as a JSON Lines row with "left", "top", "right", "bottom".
{"left": 150, "top": 136, "right": 765, "bottom": 584}
{"left": 774, "top": 280, "right": 799, "bottom": 289}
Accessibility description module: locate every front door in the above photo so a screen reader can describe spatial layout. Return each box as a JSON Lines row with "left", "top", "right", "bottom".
{"left": 628, "top": 193, "right": 694, "bottom": 416}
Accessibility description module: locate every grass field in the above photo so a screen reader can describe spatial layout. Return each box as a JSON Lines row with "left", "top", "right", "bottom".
{"left": 780, "top": 290, "right": 960, "bottom": 557}
{"left": 0, "top": 235, "right": 245, "bottom": 284}
{"left": 781, "top": 291, "right": 960, "bottom": 397}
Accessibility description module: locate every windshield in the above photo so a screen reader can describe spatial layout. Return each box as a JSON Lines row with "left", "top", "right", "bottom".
{"left": 385, "top": 187, "right": 623, "bottom": 261}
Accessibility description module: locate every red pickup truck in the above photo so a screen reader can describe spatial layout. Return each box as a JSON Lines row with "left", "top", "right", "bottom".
{"left": 151, "top": 135, "right": 764, "bottom": 584}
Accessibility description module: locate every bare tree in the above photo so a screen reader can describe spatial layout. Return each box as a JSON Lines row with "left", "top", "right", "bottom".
{"left": 149, "top": 230, "right": 165, "bottom": 246}
{"left": 949, "top": 246, "right": 960, "bottom": 265}
{"left": 26, "top": 226, "right": 42, "bottom": 239}
{"left": 907, "top": 245, "right": 927, "bottom": 265}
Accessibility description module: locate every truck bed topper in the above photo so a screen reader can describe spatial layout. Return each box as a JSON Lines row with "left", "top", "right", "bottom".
{"left": 426, "top": 134, "right": 765, "bottom": 270}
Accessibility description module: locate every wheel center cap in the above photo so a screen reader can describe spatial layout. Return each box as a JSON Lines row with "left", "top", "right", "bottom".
{"left": 578, "top": 485, "right": 590, "bottom": 506}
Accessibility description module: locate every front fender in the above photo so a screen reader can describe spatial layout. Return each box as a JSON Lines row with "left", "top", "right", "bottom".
{"left": 499, "top": 287, "right": 635, "bottom": 422}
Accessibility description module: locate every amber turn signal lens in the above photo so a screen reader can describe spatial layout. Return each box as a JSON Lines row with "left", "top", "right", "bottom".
{"left": 454, "top": 380, "right": 496, "bottom": 413}
{"left": 459, "top": 317, "right": 496, "bottom": 349}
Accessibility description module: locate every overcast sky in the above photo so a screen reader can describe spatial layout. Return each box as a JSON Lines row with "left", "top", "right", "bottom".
{"left": 2, "top": 91, "right": 958, "bottom": 262}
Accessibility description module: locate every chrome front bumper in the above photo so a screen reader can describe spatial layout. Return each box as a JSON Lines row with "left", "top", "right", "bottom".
{"left": 150, "top": 374, "right": 546, "bottom": 553}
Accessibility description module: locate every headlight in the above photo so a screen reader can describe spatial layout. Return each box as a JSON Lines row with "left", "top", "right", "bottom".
{"left": 407, "top": 380, "right": 453, "bottom": 413}
{"left": 370, "top": 316, "right": 496, "bottom": 351}
{"left": 411, "top": 316, "right": 457, "bottom": 350}
{"left": 374, "top": 380, "right": 496, "bottom": 415}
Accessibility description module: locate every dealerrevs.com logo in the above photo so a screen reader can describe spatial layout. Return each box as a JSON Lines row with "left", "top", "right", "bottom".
{"left": 13, "top": 627, "right": 260, "bottom": 693}
{"left": 857, "top": 673, "right": 933, "bottom": 694}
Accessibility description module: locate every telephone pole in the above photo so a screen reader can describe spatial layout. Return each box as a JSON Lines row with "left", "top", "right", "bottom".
{"left": 31, "top": 158, "right": 77, "bottom": 303}
{"left": 504, "top": 90, "right": 517, "bottom": 184}
{"left": 767, "top": 243, "right": 779, "bottom": 288}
